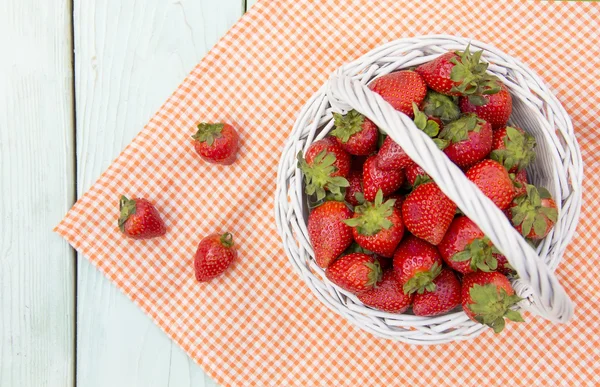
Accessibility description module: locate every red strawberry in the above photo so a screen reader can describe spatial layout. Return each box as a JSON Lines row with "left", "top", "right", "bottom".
{"left": 118, "top": 196, "right": 166, "bottom": 239}
{"left": 494, "top": 253, "right": 515, "bottom": 276}
{"left": 358, "top": 270, "right": 413, "bottom": 313}
{"left": 421, "top": 91, "right": 461, "bottom": 123}
{"left": 466, "top": 159, "right": 515, "bottom": 210}
{"left": 438, "top": 114, "right": 493, "bottom": 169}
{"left": 404, "top": 162, "right": 431, "bottom": 187}
{"left": 192, "top": 123, "right": 240, "bottom": 165}
{"left": 459, "top": 84, "right": 513, "bottom": 130}
{"left": 344, "top": 190, "right": 404, "bottom": 257}
{"left": 402, "top": 182, "right": 456, "bottom": 245}
{"left": 369, "top": 70, "right": 427, "bottom": 117}
{"left": 298, "top": 137, "right": 351, "bottom": 201}
{"left": 387, "top": 194, "right": 405, "bottom": 213}
{"left": 438, "top": 216, "right": 502, "bottom": 274}
{"left": 510, "top": 169, "right": 529, "bottom": 198}
{"left": 413, "top": 269, "right": 462, "bottom": 317}
{"left": 194, "top": 233, "right": 238, "bottom": 281}
{"left": 415, "top": 46, "right": 501, "bottom": 97}
{"left": 363, "top": 155, "right": 404, "bottom": 201}
{"left": 509, "top": 185, "right": 558, "bottom": 240}
{"left": 308, "top": 201, "right": 354, "bottom": 268}
{"left": 462, "top": 271, "right": 524, "bottom": 333}
{"left": 376, "top": 104, "right": 445, "bottom": 171}
{"left": 490, "top": 126, "right": 536, "bottom": 173}
{"left": 393, "top": 235, "right": 443, "bottom": 295}
{"left": 344, "top": 170, "right": 365, "bottom": 206}
{"left": 325, "top": 253, "right": 382, "bottom": 294}
{"left": 331, "top": 110, "right": 378, "bottom": 156}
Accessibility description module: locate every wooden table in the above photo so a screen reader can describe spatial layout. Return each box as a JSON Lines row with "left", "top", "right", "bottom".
{"left": 1, "top": 1, "right": 257, "bottom": 385}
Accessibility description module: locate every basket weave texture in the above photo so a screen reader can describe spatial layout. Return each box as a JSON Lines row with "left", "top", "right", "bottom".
{"left": 275, "top": 35, "right": 583, "bottom": 344}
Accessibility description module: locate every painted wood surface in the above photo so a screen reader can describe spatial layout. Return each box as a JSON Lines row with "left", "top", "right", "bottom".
{"left": 0, "top": 1, "right": 75, "bottom": 386}
{"left": 74, "top": 1, "right": 247, "bottom": 386}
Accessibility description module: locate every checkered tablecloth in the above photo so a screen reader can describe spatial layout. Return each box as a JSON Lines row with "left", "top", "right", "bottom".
{"left": 56, "top": 0, "right": 600, "bottom": 385}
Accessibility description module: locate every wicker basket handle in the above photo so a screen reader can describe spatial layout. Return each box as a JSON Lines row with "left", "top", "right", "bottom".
{"left": 326, "top": 73, "right": 573, "bottom": 323}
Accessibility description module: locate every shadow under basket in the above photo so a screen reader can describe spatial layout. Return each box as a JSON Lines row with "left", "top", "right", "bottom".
{"left": 274, "top": 35, "right": 583, "bottom": 344}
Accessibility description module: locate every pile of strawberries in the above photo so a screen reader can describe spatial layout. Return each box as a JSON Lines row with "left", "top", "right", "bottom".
{"left": 300, "top": 46, "right": 558, "bottom": 333}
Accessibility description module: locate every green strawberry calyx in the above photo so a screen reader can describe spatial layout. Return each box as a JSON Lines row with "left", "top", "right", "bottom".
{"left": 412, "top": 103, "right": 449, "bottom": 150}
{"left": 510, "top": 185, "right": 558, "bottom": 238}
{"left": 343, "top": 190, "right": 395, "bottom": 236}
{"left": 422, "top": 91, "right": 461, "bottom": 122}
{"left": 468, "top": 284, "right": 524, "bottom": 333}
{"left": 331, "top": 110, "right": 365, "bottom": 143}
{"left": 452, "top": 236, "right": 500, "bottom": 272}
{"left": 118, "top": 195, "right": 137, "bottom": 232}
{"left": 192, "top": 123, "right": 225, "bottom": 146}
{"left": 365, "top": 260, "right": 383, "bottom": 288}
{"left": 220, "top": 232, "right": 234, "bottom": 248}
{"left": 297, "top": 150, "right": 349, "bottom": 202}
{"left": 412, "top": 174, "right": 433, "bottom": 189}
{"left": 450, "top": 44, "right": 502, "bottom": 101}
{"left": 403, "top": 262, "right": 442, "bottom": 295}
{"left": 491, "top": 126, "right": 537, "bottom": 172}
{"left": 438, "top": 114, "right": 484, "bottom": 145}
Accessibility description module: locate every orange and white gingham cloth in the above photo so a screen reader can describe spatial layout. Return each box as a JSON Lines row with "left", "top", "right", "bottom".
{"left": 56, "top": 1, "right": 600, "bottom": 385}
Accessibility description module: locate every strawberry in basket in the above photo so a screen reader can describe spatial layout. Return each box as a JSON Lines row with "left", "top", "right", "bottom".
{"left": 508, "top": 185, "right": 558, "bottom": 240}
{"left": 462, "top": 271, "right": 524, "bottom": 333}
{"left": 298, "top": 137, "right": 351, "bottom": 201}
{"left": 307, "top": 201, "right": 354, "bottom": 268}
{"left": 344, "top": 190, "right": 404, "bottom": 257}
{"left": 490, "top": 126, "right": 537, "bottom": 173}
{"left": 331, "top": 110, "right": 379, "bottom": 156}
{"left": 325, "top": 252, "right": 382, "bottom": 294}
{"left": 438, "top": 216, "right": 509, "bottom": 274}
{"left": 369, "top": 70, "right": 427, "bottom": 117}
{"left": 415, "top": 45, "right": 501, "bottom": 99}
{"left": 358, "top": 270, "right": 413, "bottom": 313}
{"left": 413, "top": 269, "right": 462, "bottom": 317}
{"left": 438, "top": 114, "right": 493, "bottom": 169}
{"left": 393, "top": 235, "right": 443, "bottom": 295}
{"left": 459, "top": 83, "right": 513, "bottom": 130}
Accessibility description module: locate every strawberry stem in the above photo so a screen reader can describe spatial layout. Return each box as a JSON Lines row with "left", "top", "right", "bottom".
{"left": 192, "top": 123, "right": 225, "bottom": 146}
{"left": 118, "top": 195, "right": 137, "bottom": 232}
{"left": 220, "top": 232, "right": 234, "bottom": 248}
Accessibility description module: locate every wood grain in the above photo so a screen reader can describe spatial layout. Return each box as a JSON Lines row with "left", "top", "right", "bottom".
{"left": 74, "top": 1, "right": 244, "bottom": 386}
{"left": 0, "top": 0, "right": 75, "bottom": 386}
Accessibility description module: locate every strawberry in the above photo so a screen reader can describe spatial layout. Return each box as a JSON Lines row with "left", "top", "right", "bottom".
{"left": 438, "top": 216, "right": 502, "bottom": 274}
{"left": 404, "top": 162, "right": 431, "bottom": 188}
{"left": 192, "top": 123, "right": 240, "bottom": 165}
{"left": 421, "top": 91, "right": 461, "bottom": 123}
{"left": 462, "top": 271, "right": 524, "bottom": 333}
{"left": 459, "top": 83, "right": 512, "bottom": 130}
{"left": 376, "top": 103, "right": 446, "bottom": 171}
{"left": 438, "top": 114, "right": 493, "bottom": 169}
{"left": 331, "top": 110, "right": 378, "bottom": 156}
{"left": 344, "top": 190, "right": 404, "bottom": 257}
{"left": 325, "top": 253, "right": 382, "bottom": 294}
{"left": 358, "top": 270, "right": 413, "bottom": 313}
{"left": 362, "top": 155, "right": 404, "bottom": 201}
{"left": 510, "top": 169, "right": 529, "bottom": 198}
{"left": 393, "top": 235, "right": 443, "bottom": 295}
{"left": 402, "top": 182, "right": 456, "bottom": 245}
{"left": 466, "top": 159, "right": 515, "bottom": 210}
{"left": 344, "top": 170, "right": 365, "bottom": 207}
{"left": 308, "top": 201, "right": 354, "bottom": 268}
{"left": 415, "top": 46, "right": 501, "bottom": 97}
{"left": 298, "top": 137, "right": 351, "bottom": 201}
{"left": 194, "top": 233, "right": 238, "bottom": 281}
{"left": 494, "top": 254, "right": 515, "bottom": 276}
{"left": 413, "top": 269, "right": 462, "bottom": 317}
{"left": 369, "top": 70, "right": 427, "bottom": 117}
{"left": 509, "top": 185, "right": 558, "bottom": 240}
{"left": 490, "top": 126, "right": 536, "bottom": 173}
{"left": 118, "top": 196, "right": 166, "bottom": 239}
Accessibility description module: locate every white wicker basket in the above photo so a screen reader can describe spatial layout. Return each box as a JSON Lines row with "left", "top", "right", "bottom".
{"left": 274, "top": 35, "right": 583, "bottom": 344}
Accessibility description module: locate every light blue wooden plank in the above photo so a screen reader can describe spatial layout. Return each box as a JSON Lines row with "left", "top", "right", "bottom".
{"left": 74, "top": 1, "right": 245, "bottom": 386}
{"left": 0, "top": 0, "right": 75, "bottom": 386}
